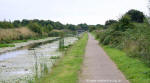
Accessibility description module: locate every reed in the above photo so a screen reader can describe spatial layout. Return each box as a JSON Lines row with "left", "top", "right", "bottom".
{"left": 0, "top": 27, "right": 36, "bottom": 43}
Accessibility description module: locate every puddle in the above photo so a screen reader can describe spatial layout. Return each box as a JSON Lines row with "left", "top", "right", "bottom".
{"left": 0, "top": 37, "right": 78, "bottom": 83}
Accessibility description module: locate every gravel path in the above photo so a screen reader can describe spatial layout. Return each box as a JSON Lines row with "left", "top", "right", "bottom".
{"left": 79, "top": 34, "right": 129, "bottom": 83}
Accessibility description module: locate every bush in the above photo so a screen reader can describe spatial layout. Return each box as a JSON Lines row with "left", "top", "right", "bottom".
{"left": 48, "top": 30, "right": 62, "bottom": 37}
{"left": 105, "top": 20, "right": 118, "bottom": 28}
{"left": 0, "top": 21, "right": 14, "bottom": 28}
{"left": 95, "top": 10, "right": 150, "bottom": 65}
{"left": 28, "top": 23, "right": 43, "bottom": 34}
{"left": 126, "top": 9, "right": 145, "bottom": 23}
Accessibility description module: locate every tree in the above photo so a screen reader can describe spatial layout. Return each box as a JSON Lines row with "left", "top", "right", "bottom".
{"left": 13, "top": 20, "right": 21, "bottom": 27}
{"left": 114, "top": 15, "right": 134, "bottom": 31}
{"left": 47, "top": 24, "right": 53, "bottom": 31}
{"left": 105, "top": 20, "right": 118, "bottom": 28}
{"left": 0, "top": 21, "right": 14, "bottom": 28}
{"left": 28, "top": 23, "right": 43, "bottom": 34}
{"left": 126, "top": 9, "right": 145, "bottom": 23}
{"left": 78, "top": 23, "right": 88, "bottom": 31}
{"left": 66, "top": 24, "right": 76, "bottom": 31}
{"left": 88, "top": 25, "right": 96, "bottom": 32}
{"left": 21, "top": 19, "right": 30, "bottom": 26}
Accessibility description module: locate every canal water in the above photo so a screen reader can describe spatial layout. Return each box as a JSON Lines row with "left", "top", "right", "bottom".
{"left": 0, "top": 37, "right": 78, "bottom": 83}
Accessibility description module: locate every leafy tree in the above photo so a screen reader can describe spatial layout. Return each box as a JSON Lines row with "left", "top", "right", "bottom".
{"left": 66, "top": 24, "right": 76, "bottom": 31}
{"left": 21, "top": 19, "right": 30, "bottom": 26}
{"left": 47, "top": 24, "right": 53, "bottom": 31}
{"left": 78, "top": 23, "right": 88, "bottom": 31}
{"left": 105, "top": 20, "right": 118, "bottom": 29}
{"left": 13, "top": 20, "right": 21, "bottom": 27}
{"left": 126, "top": 9, "right": 145, "bottom": 23}
{"left": 88, "top": 25, "right": 96, "bottom": 32}
{"left": 0, "top": 21, "right": 14, "bottom": 28}
{"left": 28, "top": 23, "right": 43, "bottom": 34}
{"left": 114, "top": 15, "right": 134, "bottom": 31}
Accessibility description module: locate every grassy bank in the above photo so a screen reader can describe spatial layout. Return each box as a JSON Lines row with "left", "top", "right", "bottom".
{"left": 103, "top": 45, "right": 150, "bottom": 83}
{"left": 35, "top": 33, "right": 88, "bottom": 83}
{"left": 0, "top": 44, "right": 15, "bottom": 48}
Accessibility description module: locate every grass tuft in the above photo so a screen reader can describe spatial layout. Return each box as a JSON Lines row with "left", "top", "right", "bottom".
{"left": 50, "top": 56, "right": 60, "bottom": 59}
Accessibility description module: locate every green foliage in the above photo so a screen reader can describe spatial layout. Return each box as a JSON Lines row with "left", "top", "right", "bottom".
{"left": 66, "top": 24, "right": 76, "bottom": 31}
{"left": 105, "top": 19, "right": 118, "bottom": 28}
{"left": 113, "top": 15, "right": 134, "bottom": 31}
{"left": 78, "top": 23, "right": 88, "bottom": 31}
{"left": 21, "top": 19, "right": 30, "bottom": 26}
{"left": 126, "top": 9, "right": 145, "bottom": 23}
{"left": 36, "top": 33, "right": 88, "bottom": 83}
{"left": 103, "top": 46, "right": 150, "bottom": 83}
{"left": 50, "top": 56, "right": 60, "bottom": 59}
{"left": 88, "top": 25, "right": 96, "bottom": 32}
{"left": 89, "top": 24, "right": 104, "bottom": 32}
{"left": 95, "top": 9, "right": 150, "bottom": 66}
{"left": 0, "top": 44, "right": 15, "bottom": 48}
{"left": 48, "top": 30, "right": 62, "bottom": 37}
{"left": 59, "top": 38, "right": 64, "bottom": 50}
{"left": 13, "top": 20, "right": 21, "bottom": 27}
{"left": 28, "top": 22, "right": 43, "bottom": 34}
{"left": 0, "top": 21, "right": 14, "bottom": 28}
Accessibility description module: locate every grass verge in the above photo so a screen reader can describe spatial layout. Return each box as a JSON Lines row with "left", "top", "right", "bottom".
{"left": 0, "top": 44, "right": 15, "bottom": 48}
{"left": 36, "top": 33, "right": 88, "bottom": 83}
{"left": 0, "top": 36, "right": 48, "bottom": 48}
{"left": 103, "top": 45, "right": 150, "bottom": 83}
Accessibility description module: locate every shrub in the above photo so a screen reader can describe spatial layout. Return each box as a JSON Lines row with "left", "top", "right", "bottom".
{"left": 28, "top": 23, "right": 43, "bottom": 34}
{"left": 126, "top": 9, "right": 145, "bottom": 23}
{"left": 105, "top": 20, "right": 118, "bottom": 28}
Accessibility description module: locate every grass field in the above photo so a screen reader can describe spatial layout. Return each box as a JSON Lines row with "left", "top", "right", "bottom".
{"left": 103, "top": 45, "right": 150, "bottom": 83}
{"left": 35, "top": 33, "right": 88, "bottom": 83}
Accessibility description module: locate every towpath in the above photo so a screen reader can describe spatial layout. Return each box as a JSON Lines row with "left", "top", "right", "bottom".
{"left": 79, "top": 34, "right": 129, "bottom": 83}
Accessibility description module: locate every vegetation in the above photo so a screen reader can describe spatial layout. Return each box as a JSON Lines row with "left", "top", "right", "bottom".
{"left": 105, "top": 20, "right": 118, "bottom": 28}
{"left": 126, "top": 9, "right": 145, "bottom": 23}
{"left": 34, "top": 33, "right": 88, "bottom": 83}
{"left": 0, "top": 27, "right": 36, "bottom": 44}
{"left": 0, "top": 44, "right": 15, "bottom": 48}
{"left": 0, "top": 19, "right": 92, "bottom": 44}
{"left": 103, "top": 46, "right": 150, "bottom": 83}
{"left": 50, "top": 56, "right": 60, "bottom": 59}
{"left": 94, "top": 9, "right": 150, "bottom": 66}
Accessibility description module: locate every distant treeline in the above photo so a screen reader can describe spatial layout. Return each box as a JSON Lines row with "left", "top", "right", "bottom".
{"left": 0, "top": 19, "right": 104, "bottom": 43}
{"left": 0, "top": 19, "right": 104, "bottom": 33}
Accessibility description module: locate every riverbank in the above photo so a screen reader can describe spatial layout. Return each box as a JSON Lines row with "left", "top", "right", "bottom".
{"left": 0, "top": 37, "right": 58, "bottom": 54}
{"left": 35, "top": 33, "right": 88, "bottom": 83}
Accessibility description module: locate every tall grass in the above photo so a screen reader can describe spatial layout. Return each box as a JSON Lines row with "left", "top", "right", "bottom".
{"left": 0, "top": 27, "right": 36, "bottom": 43}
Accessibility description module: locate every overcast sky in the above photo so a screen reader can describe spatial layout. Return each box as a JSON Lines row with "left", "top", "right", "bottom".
{"left": 0, "top": 0, "right": 149, "bottom": 25}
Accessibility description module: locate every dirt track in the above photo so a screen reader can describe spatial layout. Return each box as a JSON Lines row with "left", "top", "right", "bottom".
{"left": 79, "top": 34, "right": 129, "bottom": 83}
